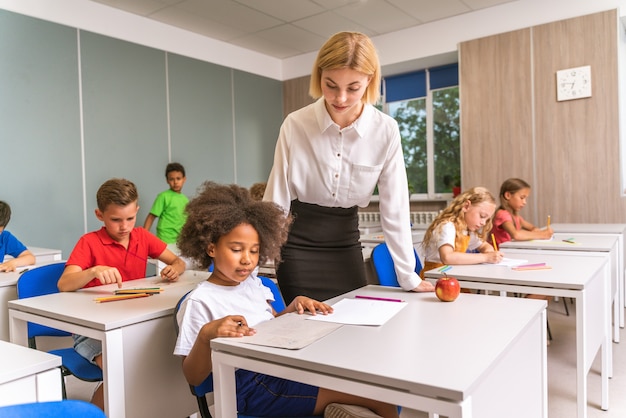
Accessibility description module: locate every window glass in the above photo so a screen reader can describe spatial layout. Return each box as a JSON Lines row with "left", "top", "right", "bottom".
{"left": 433, "top": 86, "right": 460, "bottom": 194}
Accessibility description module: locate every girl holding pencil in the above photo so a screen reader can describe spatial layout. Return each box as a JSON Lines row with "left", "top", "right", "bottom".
{"left": 491, "top": 178, "right": 553, "bottom": 247}
{"left": 419, "top": 187, "right": 503, "bottom": 278}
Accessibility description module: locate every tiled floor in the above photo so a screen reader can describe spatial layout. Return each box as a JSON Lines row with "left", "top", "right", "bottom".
{"left": 63, "top": 298, "right": 626, "bottom": 417}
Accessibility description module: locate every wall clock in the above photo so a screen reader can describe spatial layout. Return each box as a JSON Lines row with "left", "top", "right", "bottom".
{"left": 556, "top": 65, "right": 592, "bottom": 101}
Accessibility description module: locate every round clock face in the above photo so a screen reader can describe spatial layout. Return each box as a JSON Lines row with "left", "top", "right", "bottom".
{"left": 556, "top": 65, "right": 592, "bottom": 101}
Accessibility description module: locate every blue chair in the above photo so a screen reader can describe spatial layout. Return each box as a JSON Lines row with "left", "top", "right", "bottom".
{"left": 0, "top": 400, "right": 106, "bottom": 418}
{"left": 371, "top": 242, "right": 422, "bottom": 287}
{"left": 174, "top": 276, "right": 317, "bottom": 418}
{"left": 16, "top": 263, "right": 103, "bottom": 398}
{"left": 0, "top": 400, "right": 105, "bottom": 418}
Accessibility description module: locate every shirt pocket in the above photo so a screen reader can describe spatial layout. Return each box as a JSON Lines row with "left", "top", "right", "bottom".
{"left": 348, "top": 163, "right": 383, "bottom": 200}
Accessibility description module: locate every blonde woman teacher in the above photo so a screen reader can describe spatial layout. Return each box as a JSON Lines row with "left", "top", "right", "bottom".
{"left": 264, "top": 31, "right": 434, "bottom": 304}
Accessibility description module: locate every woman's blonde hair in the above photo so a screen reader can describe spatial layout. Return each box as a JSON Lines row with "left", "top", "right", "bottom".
{"left": 309, "top": 31, "right": 381, "bottom": 104}
{"left": 422, "top": 187, "right": 496, "bottom": 250}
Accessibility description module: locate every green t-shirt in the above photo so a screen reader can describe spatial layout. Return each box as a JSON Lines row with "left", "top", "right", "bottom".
{"left": 149, "top": 189, "right": 189, "bottom": 244}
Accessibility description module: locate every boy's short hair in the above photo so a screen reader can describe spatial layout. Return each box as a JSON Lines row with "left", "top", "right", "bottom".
{"left": 96, "top": 178, "right": 139, "bottom": 212}
{"left": 166, "top": 162, "right": 185, "bottom": 178}
{"left": 0, "top": 201, "right": 11, "bottom": 227}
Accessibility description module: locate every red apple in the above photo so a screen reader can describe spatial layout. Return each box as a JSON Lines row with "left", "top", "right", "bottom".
{"left": 435, "top": 276, "right": 461, "bottom": 302}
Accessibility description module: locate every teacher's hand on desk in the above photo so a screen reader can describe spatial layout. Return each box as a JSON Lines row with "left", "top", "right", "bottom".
{"left": 413, "top": 280, "right": 435, "bottom": 292}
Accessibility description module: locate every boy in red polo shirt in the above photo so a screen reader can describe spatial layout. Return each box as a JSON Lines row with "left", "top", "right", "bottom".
{"left": 58, "top": 178, "right": 186, "bottom": 409}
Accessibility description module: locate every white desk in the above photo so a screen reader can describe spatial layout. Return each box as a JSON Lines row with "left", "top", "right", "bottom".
{"left": 501, "top": 233, "right": 621, "bottom": 342}
{"left": 0, "top": 261, "right": 63, "bottom": 342}
{"left": 3, "top": 246, "right": 63, "bottom": 264}
{"left": 550, "top": 223, "right": 626, "bottom": 319}
{"left": 8, "top": 270, "right": 209, "bottom": 418}
{"left": 212, "top": 285, "right": 547, "bottom": 418}
{"left": 0, "top": 340, "right": 62, "bottom": 407}
{"left": 424, "top": 251, "right": 611, "bottom": 418}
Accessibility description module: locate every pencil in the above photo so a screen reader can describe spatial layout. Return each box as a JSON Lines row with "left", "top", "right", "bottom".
{"left": 512, "top": 266, "right": 552, "bottom": 271}
{"left": 491, "top": 233, "right": 498, "bottom": 251}
{"left": 114, "top": 288, "right": 163, "bottom": 295}
{"left": 547, "top": 215, "right": 551, "bottom": 228}
{"left": 94, "top": 293, "right": 152, "bottom": 303}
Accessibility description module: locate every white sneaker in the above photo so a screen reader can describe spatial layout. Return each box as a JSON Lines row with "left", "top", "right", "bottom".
{"left": 324, "top": 403, "right": 384, "bottom": 418}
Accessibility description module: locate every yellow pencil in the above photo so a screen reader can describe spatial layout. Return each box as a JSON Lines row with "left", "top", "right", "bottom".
{"left": 547, "top": 215, "right": 551, "bottom": 228}
{"left": 491, "top": 233, "right": 498, "bottom": 251}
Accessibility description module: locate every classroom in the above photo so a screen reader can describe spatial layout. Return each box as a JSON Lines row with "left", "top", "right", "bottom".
{"left": 1, "top": 0, "right": 626, "bottom": 417}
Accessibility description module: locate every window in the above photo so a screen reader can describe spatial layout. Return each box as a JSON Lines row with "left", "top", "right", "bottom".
{"left": 383, "top": 64, "right": 460, "bottom": 199}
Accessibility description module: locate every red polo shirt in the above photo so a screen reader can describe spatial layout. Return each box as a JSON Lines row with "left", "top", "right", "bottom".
{"left": 66, "top": 227, "right": 167, "bottom": 288}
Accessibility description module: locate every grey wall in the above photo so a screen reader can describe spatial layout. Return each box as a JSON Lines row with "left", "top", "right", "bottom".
{"left": 0, "top": 9, "right": 283, "bottom": 257}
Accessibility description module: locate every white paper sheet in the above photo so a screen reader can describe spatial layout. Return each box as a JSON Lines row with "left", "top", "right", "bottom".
{"left": 306, "top": 298, "right": 407, "bottom": 326}
{"left": 492, "top": 257, "right": 528, "bottom": 267}
{"left": 238, "top": 313, "right": 342, "bottom": 350}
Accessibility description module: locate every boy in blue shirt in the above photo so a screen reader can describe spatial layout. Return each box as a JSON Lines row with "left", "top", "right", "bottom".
{"left": 0, "top": 201, "right": 35, "bottom": 272}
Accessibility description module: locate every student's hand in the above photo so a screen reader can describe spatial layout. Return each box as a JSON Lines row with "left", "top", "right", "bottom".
{"left": 0, "top": 260, "right": 18, "bottom": 272}
{"left": 290, "top": 296, "right": 333, "bottom": 316}
{"left": 160, "top": 265, "right": 180, "bottom": 282}
{"left": 483, "top": 251, "right": 504, "bottom": 264}
{"left": 92, "top": 266, "right": 123, "bottom": 288}
{"left": 541, "top": 227, "right": 554, "bottom": 239}
{"left": 207, "top": 316, "right": 256, "bottom": 339}
{"left": 413, "top": 280, "right": 435, "bottom": 292}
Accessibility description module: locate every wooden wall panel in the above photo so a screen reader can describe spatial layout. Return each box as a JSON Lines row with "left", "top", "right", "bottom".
{"left": 459, "top": 29, "right": 535, "bottom": 219}
{"left": 460, "top": 9, "right": 622, "bottom": 224}
{"left": 283, "top": 75, "right": 314, "bottom": 117}
{"left": 533, "top": 10, "right": 621, "bottom": 222}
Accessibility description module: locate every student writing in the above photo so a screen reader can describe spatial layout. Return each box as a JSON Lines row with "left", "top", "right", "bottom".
{"left": 174, "top": 182, "right": 399, "bottom": 418}
{"left": 491, "top": 178, "right": 553, "bottom": 246}
{"left": 420, "top": 187, "right": 503, "bottom": 278}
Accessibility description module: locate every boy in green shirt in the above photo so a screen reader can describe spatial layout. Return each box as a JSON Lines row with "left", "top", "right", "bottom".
{"left": 144, "top": 162, "right": 189, "bottom": 244}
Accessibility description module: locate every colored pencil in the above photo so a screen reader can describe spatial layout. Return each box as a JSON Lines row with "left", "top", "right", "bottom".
{"left": 491, "top": 233, "right": 498, "bottom": 251}
{"left": 512, "top": 266, "right": 552, "bottom": 271}
{"left": 95, "top": 293, "right": 152, "bottom": 303}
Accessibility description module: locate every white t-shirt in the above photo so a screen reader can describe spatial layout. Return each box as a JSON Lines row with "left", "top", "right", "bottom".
{"left": 174, "top": 275, "right": 275, "bottom": 357}
{"left": 264, "top": 98, "right": 420, "bottom": 290}
{"left": 423, "top": 222, "right": 484, "bottom": 263}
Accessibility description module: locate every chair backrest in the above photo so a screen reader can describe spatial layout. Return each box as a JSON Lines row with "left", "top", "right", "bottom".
{"left": 259, "top": 276, "right": 285, "bottom": 313}
{"left": 0, "top": 400, "right": 106, "bottom": 417}
{"left": 371, "top": 243, "right": 422, "bottom": 287}
{"left": 16, "top": 262, "right": 71, "bottom": 341}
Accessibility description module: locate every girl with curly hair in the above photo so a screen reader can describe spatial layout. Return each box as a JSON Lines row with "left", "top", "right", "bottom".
{"left": 174, "top": 182, "right": 398, "bottom": 418}
{"left": 420, "top": 186, "right": 503, "bottom": 278}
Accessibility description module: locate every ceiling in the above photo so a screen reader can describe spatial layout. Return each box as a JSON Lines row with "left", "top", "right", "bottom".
{"left": 90, "top": 0, "right": 515, "bottom": 59}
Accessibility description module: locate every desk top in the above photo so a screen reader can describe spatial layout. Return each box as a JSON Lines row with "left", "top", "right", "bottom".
{"left": 3, "top": 246, "right": 62, "bottom": 260}
{"left": 0, "top": 260, "right": 65, "bottom": 288}
{"left": 212, "top": 285, "right": 545, "bottom": 402}
{"left": 360, "top": 230, "right": 425, "bottom": 244}
{"left": 549, "top": 223, "right": 626, "bottom": 234}
{"left": 0, "top": 340, "right": 61, "bottom": 384}
{"left": 500, "top": 233, "right": 617, "bottom": 252}
{"left": 8, "top": 270, "right": 209, "bottom": 331}
{"left": 424, "top": 251, "right": 607, "bottom": 290}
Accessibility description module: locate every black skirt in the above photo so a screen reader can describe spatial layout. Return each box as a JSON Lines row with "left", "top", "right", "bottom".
{"left": 276, "top": 200, "right": 366, "bottom": 304}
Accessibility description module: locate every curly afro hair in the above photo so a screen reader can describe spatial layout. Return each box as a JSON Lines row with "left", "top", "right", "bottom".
{"left": 177, "top": 182, "right": 292, "bottom": 270}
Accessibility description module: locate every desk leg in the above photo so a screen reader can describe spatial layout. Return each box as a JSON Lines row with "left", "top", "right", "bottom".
{"left": 576, "top": 295, "right": 588, "bottom": 418}
{"left": 212, "top": 350, "right": 238, "bottom": 418}
{"left": 102, "top": 329, "right": 125, "bottom": 418}
{"left": 8, "top": 309, "right": 28, "bottom": 346}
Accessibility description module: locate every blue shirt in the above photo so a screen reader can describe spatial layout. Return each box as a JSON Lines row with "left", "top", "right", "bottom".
{"left": 0, "top": 230, "right": 28, "bottom": 260}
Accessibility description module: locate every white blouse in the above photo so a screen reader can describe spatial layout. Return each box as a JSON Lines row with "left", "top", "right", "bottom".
{"left": 264, "top": 98, "right": 422, "bottom": 290}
